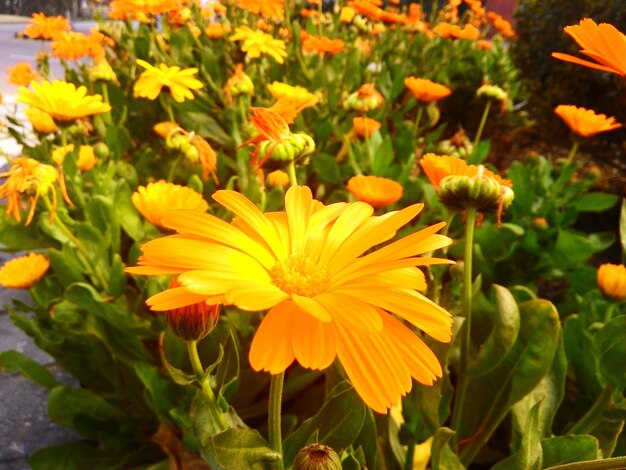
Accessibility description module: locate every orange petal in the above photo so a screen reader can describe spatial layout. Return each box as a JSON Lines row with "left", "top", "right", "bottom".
{"left": 249, "top": 302, "right": 296, "bottom": 374}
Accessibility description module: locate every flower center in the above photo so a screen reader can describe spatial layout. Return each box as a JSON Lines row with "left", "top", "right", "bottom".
{"left": 269, "top": 255, "right": 330, "bottom": 298}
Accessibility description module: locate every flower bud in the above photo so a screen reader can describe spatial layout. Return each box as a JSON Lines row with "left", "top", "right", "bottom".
{"left": 597, "top": 263, "right": 626, "bottom": 301}
{"left": 476, "top": 84, "right": 508, "bottom": 102}
{"left": 531, "top": 217, "right": 549, "bottom": 231}
{"left": 165, "top": 281, "right": 221, "bottom": 341}
{"left": 293, "top": 443, "right": 342, "bottom": 470}
{"left": 89, "top": 60, "right": 118, "bottom": 83}
{"left": 93, "top": 142, "right": 110, "bottom": 159}
{"left": 258, "top": 133, "right": 315, "bottom": 165}
{"left": 342, "top": 84, "right": 384, "bottom": 113}
{"left": 438, "top": 172, "right": 503, "bottom": 213}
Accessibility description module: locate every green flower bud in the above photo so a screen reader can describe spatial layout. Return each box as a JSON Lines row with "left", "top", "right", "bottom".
{"left": 258, "top": 133, "right": 316, "bottom": 166}
{"left": 93, "top": 142, "right": 110, "bottom": 159}
{"left": 293, "top": 444, "right": 342, "bottom": 470}
{"left": 438, "top": 172, "right": 503, "bottom": 213}
{"left": 476, "top": 84, "right": 508, "bottom": 102}
{"left": 165, "top": 281, "right": 220, "bottom": 341}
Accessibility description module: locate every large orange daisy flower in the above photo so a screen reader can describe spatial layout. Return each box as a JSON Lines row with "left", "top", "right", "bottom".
{"left": 552, "top": 18, "right": 626, "bottom": 77}
{"left": 22, "top": 12, "right": 70, "bottom": 40}
{"left": 128, "top": 186, "right": 453, "bottom": 413}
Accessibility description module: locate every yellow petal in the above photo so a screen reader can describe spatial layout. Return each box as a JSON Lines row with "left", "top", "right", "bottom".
{"left": 249, "top": 302, "right": 295, "bottom": 374}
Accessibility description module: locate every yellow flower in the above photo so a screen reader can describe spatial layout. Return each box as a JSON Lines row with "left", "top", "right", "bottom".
{"left": 16, "top": 80, "right": 111, "bottom": 123}
{"left": 230, "top": 26, "right": 288, "bottom": 64}
{"left": 134, "top": 60, "right": 204, "bottom": 103}
{"left": 347, "top": 175, "right": 403, "bottom": 208}
{"left": 267, "top": 82, "right": 319, "bottom": 108}
{"left": 0, "top": 253, "right": 50, "bottom": 289}
{"left": 52, "top": 144, "right": 75, "bottom": 165}
{"left": 22, "top": 12, "right": 70, "bottom": 40}
{"left": 6, "top": 62, "right": 42, "bottom": 87}
{"left": 128, "top": 185, "right": 453, "bottom": 413}
{"left": 78, "top": 145, "right": 97, "bottom": 171}
{"left": 339, "top": 6, "right": 356, "bottom": 23}
{"left": 24, "top": 107, "right": 59, "bottom": 134}
{"left": 597, "top": 263, "right": 626, "bottom": 300}
{"left": 554, "top": 105, "right": 622, "bottom": 138}
{"left": 131, "top": 180, "right": 209, "bottom": 229}
{"left": 265, "top": 169, "right": 290, "bottom": 187}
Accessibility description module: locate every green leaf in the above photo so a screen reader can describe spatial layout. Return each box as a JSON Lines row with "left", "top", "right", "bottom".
{"left": 492, "top": 399, "right": 542, "bottom": 470}
{"left": 115, "top": 180, "right": 144, "bottom": 241}
{"left": 313, "top": 153, "right": 342, "bottom": 184}
{"left": 134, "top": 362, "right": 178, "bottom": 416}
{"left": 541, "top": 435, "right": 599, "bottom": 467}
{"left": 572, "top": 192, "right": 619, "bottom": 212}
{"left": 595, "top": 316, "right": 626, "bottom": 389}
{"left": 430, "top": 427, "right": 464, "bottom": 470}
{"left": 562, "top": 315, "right": 603, "bottom": 397}
{"left": 159, "top": 334, "right": 195, "bottom": 386}
{"left": 468, "top": 284, "right": 520, "bottom": 377}
{"left": 109, "top": 253, "right": 126, "bottom": 298}
{"left": 48, "top": 385, "right": 125, "bottom": 429}
{"left": 216, "top": 330, "right": 241, "bottom": 405}
{"left": 468, "top": 139, "right": 490, "bottom": 164}
{"left": 372, "top": 135, "right": 395, "bottom": 177}
{"left": 28, "top": 442, "right": 117, "bottom": 470}
{"left": 0, "top": 350, "right": 59, "bottom": 389}
{"left": 283, "top": 381, "right": 367, "bottom": 467}
{"left": 197, "top": 427, "right": 280, "bottom": 470}
{"left": 47, "top": 247, "right": 85, "bottom": 287}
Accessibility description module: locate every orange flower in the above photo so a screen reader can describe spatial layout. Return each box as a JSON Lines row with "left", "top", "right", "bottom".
{"left": 433, "top": 22, "right": 480, "bottom": 40}
{"left": 347, "top": 175, "right": 403, "bottom": 208}
{"left": 236, "top": 0, "right": 284, "bottom": 20}
{"left": 554, "top": 105, "right": 622, "bottom": 138}
{"left": 552, "top": 18, "right": 626, "bottom": 77}
{"left": 0, "top": 253, "right": 49, "bottom": 289}
{"left": 6, "top": 62, "right": 41, "bottom": 86}
{"left": 267, "top": 82, "right": 318, "bottom": 123}
{"left": 353, "top": 116, "right": 381, "bottom": 138}
{"left": 597, "top": 263, "right": 626, "bottom": 300}
{"left": 476, "top": 39, "right": 492, "bottom": 50}
{"left": 420, "top": 153, "right": 511, "bottom": 189}
{"left": 24, "top": 107, "right": 58, "bottom": 134}
{"left": 22, "top": 12, "right": 70, "bottom": 40}
{"left": 51, "top": 31, "right": 90, "bottom": 60}
{"left": 205, "top": 22, "right": 230, "bottom": 39}
{"left": 348, "top": 0, "right": 383, "bottom": 21}
{"left": 379, "top": 11, "right": 408, "bottom": 25}
{"left": 404, "top": 77, "right": 452, "bottom": 103}
{"left": 302, "top": 35, "right": 345, "bottom": 55}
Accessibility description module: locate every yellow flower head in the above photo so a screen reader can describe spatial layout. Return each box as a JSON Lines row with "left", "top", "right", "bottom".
{"left": 554, "top": 105, "right": 622, "bottom": 138}
{"left": 0, "top": 253, "right": 50, "bottom": 289}
{"left": 205, "top": 22, "right": 230, "bottom": 39}
{"left": 24, "top": 107, "right": 58, "bottom": 134}
{"left": 128, "top": 185, "right": 453, "bottom": 413}
{"left": 347, "top": 175, "right": 404, "bottom": 208}
{"left": 52, "top": 144, "right": 75, "bottom": 165}
{"left": 6, "top": 62, "right": 42, "bottom": 87}
{"left": 268, "top": 82, "right": 319, "bottom": 109}
{"left": 131, "top": 180, "right": 209, "bottom": 229}
{"left": 78, "top": 145, "right": 98, "bottom": 171}
{"left": 597, "top": 263, "right": 626, "bottom": 300}
{"left": 265, "top": 169, "right": 290, "bottom": 187}
{"left": 17, "top": 80, "right": 111, "bottom": 123}
{"left": 230, "top": 26, "right": 288, "bottom": 64}
{"left": 134, "top": 59, "right": 204, "bottom": 103}
{"left": 22, "top": 12, "right": 70, "bottom": 40}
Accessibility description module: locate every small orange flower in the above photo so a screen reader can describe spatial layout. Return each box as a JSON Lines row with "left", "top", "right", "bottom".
{"left": 51, "top": 31, "right": 90, "bottom": 60}
{"left": 348, "top": 0, "right": 383, "bottom": 21}
{"left": 0, "top": 253, "right": 49, "bottom": 289}
{"left": 6, "top": 62, "right": 41, "bottom": 86}
{"left": 205, "top": 22, "right": 230, "bottom": 39}
{"left": 347, "top": 175, "right": 403, "bottom": 208}
{"left": 22, "top": 12, "right": 70, "bottom": 40}
{"left": 597, "top": 263, "right": 626, "bottom": 300}
{"left": 379, "top": 11, "right": 408, "bottom": 25}
{"left": 236, "top": 0, "right": 284, "bottom": 20}
{"left": 302, "top": 35, "right": 345, "bottom": 55}
{"left": 404, "top": 77, "right": 452, "bottom": 103}
{"left": 476, "top": 39, "right": 492, "bottom": 50}
{"left": 266, "top": 169, "right": 290, "bottom": 187}
{"left": 353, "top": 116, "right": 381, "bottom": 138}
{"left": 552, "top": 18, "right": 626, "bottom": 77}
{"left": 554, "top": 105, "right": 622, "bottom": 138}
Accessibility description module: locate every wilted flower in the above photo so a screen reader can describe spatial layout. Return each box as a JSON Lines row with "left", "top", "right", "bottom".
{"left": 293, "top": 443, "right": 342, "bottom": 470}
{"left": 352, "top": 116, "right": 381, "bottom": 138}
{"left": 554, "top": 105, "right": 622, "bottom": 138}
{"left": 163, "top": 279, "right": 221, "bottom": 341}
{"left": 347, "top": 175, "right": 403, "bottom": 208}
{"left": 597, "top": 263, "right": 626, "bottom": 300}
{"left": 128, "top": 185, "right": 453, "bottom": 413}
{"left": 134, "top": 60, "right": 204, "bottom": 103}
{"left": 0, "top": 253, "right": 49, "bottom": 289}
{"left": 6, "top": 62, "right": 41, "bottom": 86}
{"left": 477, "top": 84, "right": 508, "bottom": 103}
{"left": 405, "top": 77, "right": 452, "bottom": 103}
{"left": 230, "top": 26, "right": 288, "bottom": 63}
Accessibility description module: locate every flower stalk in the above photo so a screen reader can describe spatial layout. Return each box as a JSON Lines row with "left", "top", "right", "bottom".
{"left": 269, "top": 371, "right": 285, "bottom": 470}
{"left": 472, "top": 99, "right": 491, "bottom": 153}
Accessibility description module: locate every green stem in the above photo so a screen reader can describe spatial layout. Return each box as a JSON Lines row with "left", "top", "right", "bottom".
{"left": 567, "top": 384, "right": 614, "bottom": 435}
{"left": 161, "top": 95, "right": 176, "bottom": 122}
{"left": 347, "top": 138, "right": 363, "bottom": 176}
{"left": 286, "top": 160, "right": 298, "bottom": 187}
{"left": 544, "top": 457, "right": 626, "bottom": 470}
{"left": 363, "top": 114, "right": 374, "bottom": 169}
{"left": 187, "top": 340, "right": 228, "bottom": 431}
{"left": 167, "top": 154, "right": 184, "bottom": 182}
{"left": 472, "top": 99, "right": 492, "bottom": 152}
{"left": 450, "top": 206, "right": 478, "bottom": 435}
{"left": 268, "top": 372, "right": 285, "bottom": 470}
{"left": 565, "top": 139, "right": 580, "bottom": 165}
{"left": 412, "top": 104, "right": 425, "bottom": 138}
{"left": 404, "top": 438, "right": 416, "bottom": 470}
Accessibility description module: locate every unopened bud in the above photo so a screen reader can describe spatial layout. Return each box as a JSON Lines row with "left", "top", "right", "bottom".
{"left": 165, "top": 281, "right": 220, "bottom": 341}
{"left": 258, "top": 133, "right": 315, "bottom": 165}
{"left": 293, "top": 443, "right": 342, "bottom": 470}
{"left": 532, "top": 217, "right": 549, "bottom": 231}
{"left": 89, "top": 60, "right": 117, "bottom": 83}
{"left": 93, "top": 142, "right": 110, "bottom": 159}
{"left": 477, "top": 84, "right": 508, "bottom": 102}
{"left": 438, "top": 173, "right": 503, "bottom": 213}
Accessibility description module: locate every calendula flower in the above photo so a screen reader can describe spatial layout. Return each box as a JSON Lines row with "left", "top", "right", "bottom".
{"left": 6, "top": 62, "right": 41, "bottom": 86}
{"left": 405, "top": 77, "right": 452, "bottom": 103}
{"left": 205, "top": 22, "right": 230, "bottom": 39}
{"left": 236, "top": 0, "right": 284, "bottom": 20}
{"left": 552, "top": 18, "right": 626, "bottom": 77}
{"left": 24, "top": 107, "right": 58, "bottom": 134}
{"left": 352, "top": 116, "right": 381, "bottom": 138}
{"left": 85, "top": 28, "right": 115, "bottom": 61}
{"left": 266, "top": 169, "right": 290, "bottom": 187}
{"left": 132, "top": 180, "right": 209, "bottom": 229}
{"left": 190, "top": 135, "right": 219, "bottom": 183}
{"left": 343, "top": 83, "right": 384, "bottom": 112}
{"left": 51, "top": 31, "right": 90, "bottom": 60}
{"left": 22, "top": 12, "right": 70, "bottom": 40}
{"left": 302, "top": 35, "right": 346, "bottom": 55}
{"left": 420, "top": 153, "right": 472, "bottom": 188}
{"left": 52, "top": 144, "right": 75, "bottom": 165}
{"left": 77, "top": 145, "right": 97, "bottom": 171}
{"left": 230, "top": 26, "right": 288, "bottom": 63}
{"left": 554, "top": 105, "right": 622, "bottom": 138}
{"left": 109, "top": 0, "right": 184, "bottom": 19}
{"left": 17, "top": 80, "right": 111, "bottom": 123}
{"left": 134, "top": 60, "right": 203, "bottom": 103}
{"left": 0, "top": 253, "right": 49, "bottom": 289}
{"left": 347, "top": 175, "right": 403, "bottom": 208}
{"left": 224, "top": 64, "right": 254, "bottom": 104}
{"left": 267, "top": 82, "right": 318, "bottom": 123}
{"left": 379, "top": 10, "right": 409, "bottom": 25}
{"left": 164, "top": 279, "right": 221, "bottom": 341}
{"left": 340, "top": 6, "right": 356, "bottom": 23}
{"left": 349, "top": 0, "right": 383, "bottom": 21}
{"left": 127, "top": 185, "right": 453, "bottom": 413}
{"left": 597, "top": 263, "right": 626, "bottom": 300}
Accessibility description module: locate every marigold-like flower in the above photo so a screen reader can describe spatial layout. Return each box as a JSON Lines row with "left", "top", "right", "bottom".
{"left": 267, "top": 82, "right": 318, "bottom": 123}
{"left": 405, "top": 77, "right": 452, "bottom": 103}
{"left": 132, "top": 180, "right": 209, "bottom": 229}
{"left": 552, "top": 18, "right": 626, "bottom": 77}
{"left": 6, "top": 62, "right": 41, "bottom": 86}
{"left": 340, "top": 6, "right": 356, "bottom": 23}
{"left": 420, "top": 153, "right": 511, "bottom": 189}
{"left": 127, "top": 185, "right": 453, "bottom": 412}
{"left": 230, "top": 26, "right": 288, "bottom": 64}
{"left": 236, "top": 0, "right": 284, "bottom": 20}
{"left": 24, "top": 107, "right": 58, "bottom": 134}
{"left": 554, "top": 105, "right": 622, "bottom": 138}
{"left": 205, "top": 22, "right": 230, "bottom": 39}
{"left": 266, "top": 169, "right": 290, "bottom": 187}
{"left": 352, "top": 116, "right": 381, "bottom": 138}
{"left": 0, "top": 253, "right": 49, "bottom": 289}
{"left": 52, "top": 144, "right": 74, "bottom": 165}
{"left": 344, "top": 83, "right": 384, "bottom": 113}
{"left": 433, "top": 22, "right": 480, "bottom": 40}
{"left": 349, "top": 0, "right": 383, "bottom": 21}
{"left": 22, "top": 12, "right": 70, "bottom": 40}
{"left": 302, "top": 35, "right": 345, "bottom": 55}
{"left": 77, "top": 145, "right": 97, "bottom": 171}
{"left": 134, "top": 60, "right": 203, "bottom": 103}
{"left": 347, "top": 175, "right": 403, "bottom": 208}
{"left": 17, "top": 80, "right": 111, "bottom": 123}
{"left": 597, "top": 263, "right": 626, "bottom": 300}
{"left": 51, "top": 31, "right": 90, "bottom": 60}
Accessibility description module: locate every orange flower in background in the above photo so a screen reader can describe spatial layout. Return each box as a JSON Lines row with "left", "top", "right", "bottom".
{"left": 6, "top": 62, "right": 41, "bottom": 86}
{"left": 267, "top": 82, "right": 318, "bottom": 123}
{"left": 552, "top": 18, "right": 626, "bottom": 77}
{"left": 597, "top": 263, "right": 626, "bottom": 300}
{"left": 420, "top": 153, "right": 512, "bottom": 189}
{"left": 347, "top": 175, "right": 403, "bottom": 208}
{"left": 554, "top": 105, "right": 622, "bottom": 138}
{"left": 405, "top": 77, "right": 452, "bottom": 103}
{"left": 127, "top": 185, "right": 453, "bottom": 413}
{"left": 205, "top": 22, "right": 230, "bottom": 39}
{"left": 51, "top": 31, "right": 90, "bottom": 60}
{"left": 265, "top": 169, "right": 290, "bottom": 187}
{"left": 433, "top": 22, "right": 480, "bottom": 40}
{"left": 86, "top": 28, "right": 115, "bottom": 61}
{"left": 22, "top": 12, "right": 70, "bottom": 40}
{"left": 380, "top": 11, "right": 409, "bottom": 25}
{"left": 476, "top": 39, "right": 492, "bottom": 50}
{"left": 132, "top": 180, "right": 209, "bottom": 229}
{"left": 348, "top": 0, "right": 383, "bottom": 21}
{"left": 353, "top": 116, "right": 381, "bottom": 138}
{"left": 302, "top": 35, "right": 345, "bottom": 55}
{"left": 0, "top": 253, "right": 49, "bottom": 289}
{"left": 237, "top": 0, "right": 284, "bottom": 20}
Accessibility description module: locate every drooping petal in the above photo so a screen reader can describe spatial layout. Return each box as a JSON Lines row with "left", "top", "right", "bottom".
{"left": 249, "top": 302, "right": 296, "bottom": 374}
{"left": 291, "top": 304, "right": 336, "bottom": 369}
